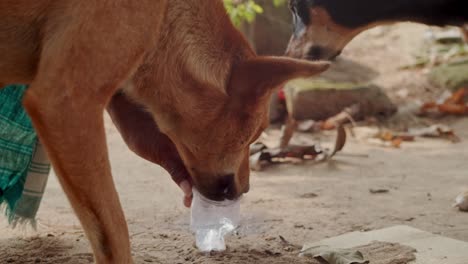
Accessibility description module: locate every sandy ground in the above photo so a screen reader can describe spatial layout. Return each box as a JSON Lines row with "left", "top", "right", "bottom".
{"left": 1, "top": 23, "right": 468, "bottom": 263}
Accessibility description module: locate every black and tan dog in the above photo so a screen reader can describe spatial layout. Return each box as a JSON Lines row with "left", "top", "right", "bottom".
{"left": 286, "top": 0, "right": 468, "bottom": 60}
{"left": 0, "top": 1, "right": 329, "bottom": 263}
{"left": 284, "top": 0, "right": 468, "bottom": 239}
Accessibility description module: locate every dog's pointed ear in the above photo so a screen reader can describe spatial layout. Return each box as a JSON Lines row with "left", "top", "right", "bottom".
{"left": 228, "top": 56, "right": 330, "bottom": 99}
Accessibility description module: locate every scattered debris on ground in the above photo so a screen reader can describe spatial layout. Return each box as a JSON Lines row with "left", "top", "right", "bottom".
{"left": 375, "top": 131, "right": 414, "bottom": 148}
{"left": 454, "top": 191, "right": 468, "bottom": 212}
{"left": 299, "top": 193, "right": 318, "bottom": 199}
{"left": 421, "top": 87, "right": 468, "bottom": 116}
{"left": 369, "top": 189, "right": 390, "bottom": 194}
{"left": 353, "top": 123, "right": 460, "bottom": 149}
{"left": 250, "top": 126, "right": 346, "bottom": 171}
{"left": 272, "top": 60, "right": 397, "bottom": 148}
{"left": 406, "top": 124, "right": 460, "bottom": 142}
{"left": 279, "top": 79, "right": 396, "bottom": 148}
{"left": 300, "top": 241, "right": 416, "bottom": 264}
{"left": 404, "top": 27, "right": 468, "bottom": 70}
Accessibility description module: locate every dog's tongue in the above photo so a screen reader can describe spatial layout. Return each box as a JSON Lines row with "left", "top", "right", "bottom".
{"left": 190, "top": 189, "right": 241, "bottom": 252}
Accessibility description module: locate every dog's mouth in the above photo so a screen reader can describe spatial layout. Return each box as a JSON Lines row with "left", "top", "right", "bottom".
{"left": 190, "top": 175, "right": 248, "bottom": 202}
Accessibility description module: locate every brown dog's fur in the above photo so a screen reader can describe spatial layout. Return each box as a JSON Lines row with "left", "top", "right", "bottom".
{"left": 0, "top": 1, "right": 329, "bottom": 263}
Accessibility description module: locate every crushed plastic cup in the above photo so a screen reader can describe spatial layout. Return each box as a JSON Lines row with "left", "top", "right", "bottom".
{"left": 190, "top": 189, "right": 241, "bottom": 252}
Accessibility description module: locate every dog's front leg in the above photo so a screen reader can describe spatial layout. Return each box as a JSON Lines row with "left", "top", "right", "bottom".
{"left": 23, "top": 88, "right": 132, "bottom": 263}
{"left": 18, "top": 3, "right": 167, "bottom": 261}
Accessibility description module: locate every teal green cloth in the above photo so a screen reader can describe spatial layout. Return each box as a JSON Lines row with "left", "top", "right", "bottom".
{"left": 0, "top": 85, "right": 50, "bottom": 226}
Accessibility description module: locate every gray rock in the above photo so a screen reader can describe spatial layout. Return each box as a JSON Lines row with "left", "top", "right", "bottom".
{"left": 284, "top": 79, "right": 396, "bottom": 121}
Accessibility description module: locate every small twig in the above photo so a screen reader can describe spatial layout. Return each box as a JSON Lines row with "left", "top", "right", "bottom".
{"left": 279, "top": 116, "right": 298, "bottom": 149}
{"left": 279, "top": 235, "right": 302, "bottom": 249}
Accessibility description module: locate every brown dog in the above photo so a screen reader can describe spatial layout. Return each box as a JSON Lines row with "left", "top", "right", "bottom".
{"left": 0, "top": 1, "right": 329, "bottom": 263}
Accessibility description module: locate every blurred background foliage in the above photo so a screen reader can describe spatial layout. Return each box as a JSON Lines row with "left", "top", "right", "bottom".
{"left": 222, "top": 0, "right": 291, "bottom": 56}
{"left": 224, "top": 0, "right": 287, "bottom": 26}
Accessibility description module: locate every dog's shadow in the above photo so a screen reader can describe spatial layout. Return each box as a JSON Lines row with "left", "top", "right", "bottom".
{"left": 0, "top": 235, "right": 93, "bottom": 263}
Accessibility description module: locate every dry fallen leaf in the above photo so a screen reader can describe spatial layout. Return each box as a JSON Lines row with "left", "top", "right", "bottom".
{"left": 437, "top": 103, "right": 468, "bottom": 115}
{"left": 421, "top": 101, "right": 438, "bottom": 112}
{"left": 391, "top": 138, "right": 403, "bottom": 148}
{"left": 330, "top": 125, "right": 347, "bottom": 158}
{"left": 380, "top": 131, "right": 394, "bottom": 142}
{"left": 444, "top": 87, "right": 467, "bottom": 105}
{"left": 420, "top": 88, "right": 468, "bottom": 116}
{"left": 375, "top": 130, "right": 414, "bottom": 148}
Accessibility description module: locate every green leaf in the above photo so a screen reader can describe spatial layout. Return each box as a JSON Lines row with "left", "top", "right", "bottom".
{"left": 223, "top": 0, "right": 285, "bottom": 26}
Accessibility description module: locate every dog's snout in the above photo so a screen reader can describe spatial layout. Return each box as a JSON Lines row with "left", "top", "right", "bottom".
{"left": 192, "top": 172, "right": 242, "bottom": 201}
{"left": 200, "top": 173, "right": 237, "bottom": 201}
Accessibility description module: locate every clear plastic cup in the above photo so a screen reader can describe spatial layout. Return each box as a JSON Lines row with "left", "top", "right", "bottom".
{"left": 190, "top": 189, "right": 241, "bottom": 252}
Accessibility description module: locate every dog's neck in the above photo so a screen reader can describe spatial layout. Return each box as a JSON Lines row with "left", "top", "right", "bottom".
{"left": 126, "top": 0, "right": 254, "bottom": 131}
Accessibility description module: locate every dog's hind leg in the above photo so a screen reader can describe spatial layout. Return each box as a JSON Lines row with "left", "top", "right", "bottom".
{"left": 21, "top": 2, "right": 166, "bottom": 263}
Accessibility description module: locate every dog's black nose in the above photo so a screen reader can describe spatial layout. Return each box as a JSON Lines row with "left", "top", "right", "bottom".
{"left": 195, "top": 173, "right": 239, "bottom": 201}
{"left": 217, "top": 173, "right": 236, "bottom": 200}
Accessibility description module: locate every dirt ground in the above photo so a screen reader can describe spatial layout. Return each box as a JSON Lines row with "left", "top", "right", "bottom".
{"left": 1, "top": 23, "right": 468, "bottom": 264}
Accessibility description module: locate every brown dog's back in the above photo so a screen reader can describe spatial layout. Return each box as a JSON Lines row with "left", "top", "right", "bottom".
{"left": 0, "top": 1, "right": 56, "bottom": 82}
